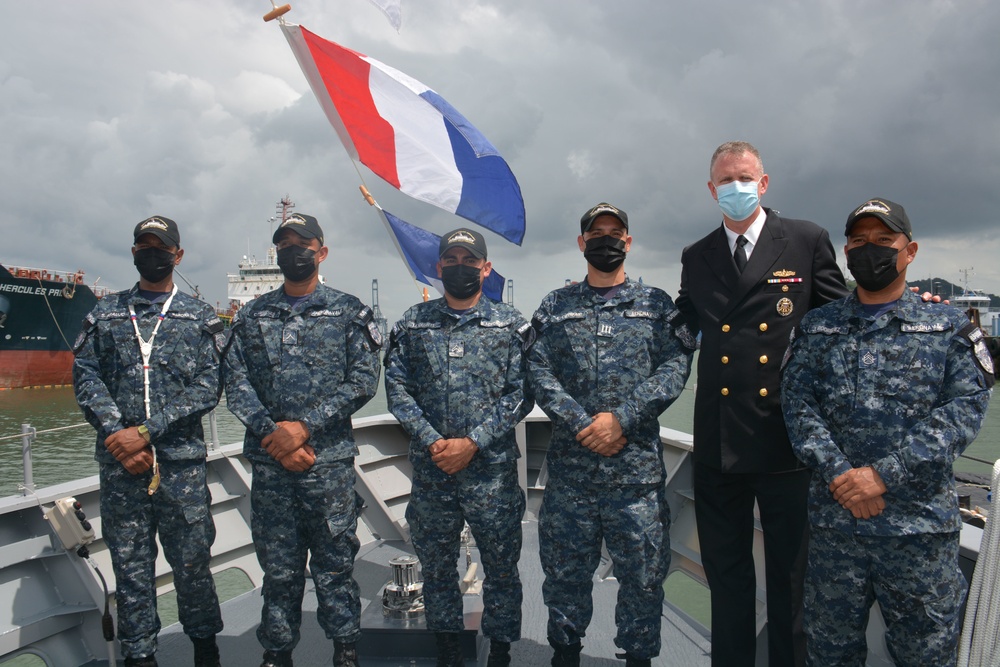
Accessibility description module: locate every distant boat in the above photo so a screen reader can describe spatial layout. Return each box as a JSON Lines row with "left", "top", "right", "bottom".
{"left": 951, "top": 288, "right": 999, "bottom": 338}
{"left": 0, "top": 264, "right": 108, "bottom": 389}
{"left": 221, "top": 195, "right": 325, "bottom": 323}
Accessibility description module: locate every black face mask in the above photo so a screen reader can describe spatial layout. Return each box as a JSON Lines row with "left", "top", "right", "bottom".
{"left": 584, "top": 236, "right": 627, "bottom": 273}
{"left": 133, "top": 247, "right": 176, "bottom": 283}
{"left": 846, "top": 243, "right": 902, "bottom": 292}
{"left": 441, "top": 264, "right": 482, "bottom": 300}
{"left": 276, "top": 245, "right": 317, "bottom": 282}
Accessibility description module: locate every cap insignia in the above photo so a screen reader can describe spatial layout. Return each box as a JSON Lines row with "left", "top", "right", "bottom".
{"left": 448, "top": 231, "right": 477, "bottom": 245}
{"left": 141, "top": 218, "right": 169, "bottom": 231}
{"left": 853, "top": 200, "right": 891, "bottom": 217}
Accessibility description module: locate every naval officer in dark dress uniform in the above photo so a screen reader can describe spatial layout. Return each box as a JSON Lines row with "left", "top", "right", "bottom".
{"left": 675, "top": 141, "right": 848, "bottom": 667}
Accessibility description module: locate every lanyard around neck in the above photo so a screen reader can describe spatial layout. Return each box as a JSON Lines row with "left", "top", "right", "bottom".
{"left": 129, "top": 285, "right": 178, "bottom": 375}
{"left": 127, "top": 284, "right": 178, "bottom": 495}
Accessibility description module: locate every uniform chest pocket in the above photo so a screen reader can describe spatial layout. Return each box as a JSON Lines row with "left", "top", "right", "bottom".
{"left": 153, "top": 335, "right": 192, "bottom": 384}
{"left": 550, "top": 314, "right": 592, "bottom": 372}
{"left": 871, "top": 341, "right": 937, "bottom": 403}
{"left": 256, "top": 318, "right": 285, "bottom": 367}
{"left": 617, "top": 311, "right": 661, "bottom": 369}
{"left": 413, "top": 329, "right": 447, "bottom": 377}
{"left": 465, "top": 328, "right": 512, "bottom": 390}
{"left": 301, "top": 316, "right": 348, "bottom": 374}
{"left": 109, "top": 319, "right": 139, "bottom": 370}
{"left": 810, "top": 341, "right": 855, "bottom": 404}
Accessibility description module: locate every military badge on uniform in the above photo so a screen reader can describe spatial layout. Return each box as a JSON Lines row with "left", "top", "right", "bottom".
{"left": 958, "top": 322, "right": 996, "bottom": 386}
{"left": 282, "top": 329, "right": 297, "bottom": 345}
{"left": 859, "top": 349, "right": 878, "bottom": 368}
{"left": 676, "top": 323, "right": 698, "bottom": 351}
{"left": 776, "top": 297, "right": 794, "bottom": 317}
{"left": 974, "top": 339, "right": 995, "bottom": 376}
{"left": 598, "top": 322, "right": 614, "bottom": 337}
{"left": 366, "top": 319, "right": 383, "bottom": 348}
{"left": 772, "top": 269, "right": 797, "bottom": 277}
{"left": 449, "top": 340, "right": 465, "bottom": 358}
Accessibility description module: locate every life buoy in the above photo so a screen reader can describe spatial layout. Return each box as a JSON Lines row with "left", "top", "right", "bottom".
{"left": 41, "top": 271, "right": 51, "bottom": 280}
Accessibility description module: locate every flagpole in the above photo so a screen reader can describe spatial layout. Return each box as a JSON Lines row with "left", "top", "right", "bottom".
{"left": 265, "top": 5, "right": 426, "bottom": 298}
{"left": 262, "top": 3, "right": 291, "bottom": 22}
{"left": 360, "top": 185, "right": 435, "bottom": 297}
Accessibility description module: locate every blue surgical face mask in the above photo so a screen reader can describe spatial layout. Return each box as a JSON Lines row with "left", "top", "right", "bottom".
{"left": 715, "top": 180, "right": 760, "bottom": 222}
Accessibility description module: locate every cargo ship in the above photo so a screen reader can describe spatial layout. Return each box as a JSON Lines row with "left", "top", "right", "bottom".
{"left": 0, "top": 264, "right": 107, "bottom": 389}
{"left": 220, "top": 195, "right": 333, "bottom": 324}
{"left": 219, "top": 196, "right": 296, "bottom": 324}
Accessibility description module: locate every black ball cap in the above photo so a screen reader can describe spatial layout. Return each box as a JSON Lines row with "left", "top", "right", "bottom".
{"left": 580, "top": 202, "right": 628, "bottom": 233}
{"left": 439, "top": 228, "right": 487, "bottom": 259}
{"left": 272, "top": 213, "right": 324, "bottom": 246}
{"left": 134, "top": 216, "right": 180, "bottom": 247}
{"left": 845, "top": 198, "right": 912, "bottom": 240}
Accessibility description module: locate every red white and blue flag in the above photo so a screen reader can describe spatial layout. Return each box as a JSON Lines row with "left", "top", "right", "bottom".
{"left": 381, "top": 208, "right": 506, "bottom": 302}
{"left": 282, "top": 24, "right": 525, "bottom": 245}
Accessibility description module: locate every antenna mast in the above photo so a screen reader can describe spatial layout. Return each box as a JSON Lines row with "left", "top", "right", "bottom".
{"left": 371, "top": 279, "right": 388, "bottom": 340}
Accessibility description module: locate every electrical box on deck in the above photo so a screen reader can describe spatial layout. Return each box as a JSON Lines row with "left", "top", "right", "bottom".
{"left": 44, "top": 497, "right": 95, "bottom": 550}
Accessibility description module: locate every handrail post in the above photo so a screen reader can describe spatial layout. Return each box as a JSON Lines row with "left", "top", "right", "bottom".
{"left": 21, "top": 423, "right": 36, "bottom": 495}
{"left": 208, "top": 409, "right": 220, "bottom": 451}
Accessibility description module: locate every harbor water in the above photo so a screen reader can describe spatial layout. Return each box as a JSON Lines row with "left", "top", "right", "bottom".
{"left": 2, "top": 361, "right": 998, "bottom": 496}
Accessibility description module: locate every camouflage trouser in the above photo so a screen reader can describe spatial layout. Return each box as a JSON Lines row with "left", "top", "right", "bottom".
{"left": 805, "top": 527, "right": 966, "bottom": 667}
{"left": 251, "top": 460, "right": 361, "bottom": 651}
{"left": 539, "top": 480, "right": 671, "bottom": 659}
{"left": 406, "top": 460, "right": 525, "bottom": 642}
{"left": 99, "top": 460, "right": 222, "bottom": 659}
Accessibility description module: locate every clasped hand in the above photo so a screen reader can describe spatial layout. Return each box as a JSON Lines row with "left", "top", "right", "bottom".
{"left": 576, "top": 412, "right": 626, "bottom": 457}
{"left": 263, "top": 421, "right": 315, "bottom": 472}
{"left": 105, "top": 427, "right": 154, "bottom": 474}
{"left": 430, "top": 437, "right": 478, "bottom": 475}
{"left": 830, "top": 466, "right": 887, "bottom": 519}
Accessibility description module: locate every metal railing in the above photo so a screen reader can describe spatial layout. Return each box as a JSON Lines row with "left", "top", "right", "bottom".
{"left": 1, "top": 410, "right": 222, "bottom": 497}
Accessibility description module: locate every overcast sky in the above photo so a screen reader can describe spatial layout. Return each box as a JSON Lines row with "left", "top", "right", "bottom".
{"left": 4, "top": 0, "right": 999, "bottom": 325}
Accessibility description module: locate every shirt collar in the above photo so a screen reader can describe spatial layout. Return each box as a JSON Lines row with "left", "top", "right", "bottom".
{"left": 723, "top": 206, "right": 767, "bottom": 254}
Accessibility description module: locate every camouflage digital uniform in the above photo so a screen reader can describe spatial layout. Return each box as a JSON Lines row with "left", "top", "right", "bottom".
{"left": 384, "top": 296, "right": 532, "bottom": 643}
{"left": 526, "top": 278, "right": 695, "bottom": 659}
{"left": 224, "top": 284, "right": 381, "bottom": 652}
{"left": 781, "top": 288, "right": 994, "bottom": 667}
{"left": 73, "top": 285, "right": 226, "bottom": 660}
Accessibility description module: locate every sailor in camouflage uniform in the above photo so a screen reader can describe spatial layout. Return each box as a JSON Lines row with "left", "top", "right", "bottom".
{"left": 73, "top": 216, "right": 224, "bottom": 667}
{"left": 526, "top": 204, "right": 696, "bottom": 667}
{"left": 224, "top": 213, "right": 381, "bottom": 667}
{"left": 781, "top": 198, "right": 994, "bottom": 667}
{"left": 385, "top": 228, "right": 531, "bottom": 667}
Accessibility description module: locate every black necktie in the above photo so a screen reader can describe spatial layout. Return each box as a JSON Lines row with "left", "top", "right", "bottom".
{"left": 734, "top": 235, "right": 749, "bottom": 273}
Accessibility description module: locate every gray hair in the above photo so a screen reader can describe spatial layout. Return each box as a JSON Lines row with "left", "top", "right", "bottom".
{"left": 710, "top": 141, "right": 764, "bottom": 178}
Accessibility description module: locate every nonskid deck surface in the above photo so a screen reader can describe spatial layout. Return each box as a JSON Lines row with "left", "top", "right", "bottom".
{"left": 155, "top": 519, "right": 711, "bottom": 667}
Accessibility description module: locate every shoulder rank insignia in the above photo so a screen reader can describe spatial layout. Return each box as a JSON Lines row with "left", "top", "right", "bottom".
{"left": 960, "top": 324, "right": 995, "bottom": 383}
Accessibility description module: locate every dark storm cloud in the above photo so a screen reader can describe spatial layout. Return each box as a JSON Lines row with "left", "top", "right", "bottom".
{"left": 3, "top": 0, "right": 998, "bottom": 323}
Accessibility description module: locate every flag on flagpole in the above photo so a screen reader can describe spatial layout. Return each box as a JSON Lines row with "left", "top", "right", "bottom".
{"left": 380, "top": 208, "right": 506, "bottom": 302}
{"left": 281, "top": 23, "right": 526, "bottom": 245}
{"left": 367, "top": 0, "right": 401, "bottom": 31}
